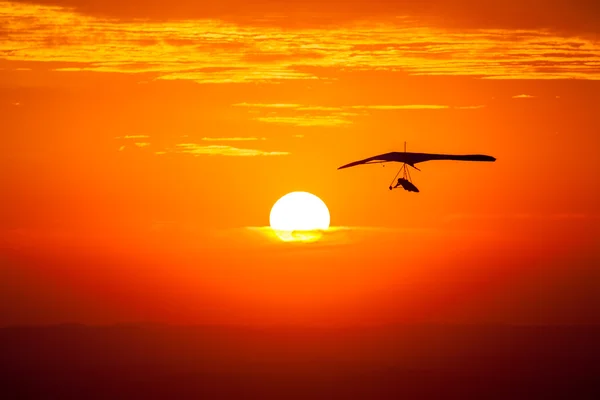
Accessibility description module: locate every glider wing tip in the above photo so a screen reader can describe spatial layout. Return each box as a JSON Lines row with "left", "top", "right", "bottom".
{"left": 337, "top": 161, "right": 362, "bottom": 170}
{"left": 478, "top": 154, "right": 496, "bottom": 162}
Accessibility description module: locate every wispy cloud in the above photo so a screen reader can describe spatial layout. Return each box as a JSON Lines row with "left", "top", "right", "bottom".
{"left": 254, "top": 116, "right": 353, "bottom": 127}
{"left": 1, "top": 1, "right": 599, "bottom": 82}
{"left": 454, "top": 105, "right": 486, "bottom": 109}
{"left": 245, "top": 226, "right": 442, "bottom": 246}
{"left": 232, "top": 103, "right": 303, "bottom": 108}
{"left": 201, "top": 137, "right": 266, "bottom": 141}
{"left": 350, "top": 105, "right": 450, "bottom": 110}
{"left": 233, "top": 103, "right": 344, "bottom": 112}
{"left": 134, "top": 142, "right": 150, "bottom": 147}
{"left": 115, "top": 135, "right": 150, "bottom": 139}
{"left": 297, "top": 106, "right": 344, "bottom": 111}
{"left": 174, "top": 143, "right": 289, "bottom": 156}
{"left": 512, "top": 94, "right": 536, "bottom": 98}
{"left": 237, "top": 103, "right": 484, "bottom": 111}
{"left": 235, "top": 103, "right": 484, "bottom": 126}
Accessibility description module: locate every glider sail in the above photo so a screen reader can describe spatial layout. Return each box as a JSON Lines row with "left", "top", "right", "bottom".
{"left": 338, "top": 152, "right": 496, "bottom": 170}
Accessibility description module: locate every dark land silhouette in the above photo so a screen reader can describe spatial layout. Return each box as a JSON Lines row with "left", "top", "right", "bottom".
{"left": 2, "top": 324, "right": 598, "bottom": 399}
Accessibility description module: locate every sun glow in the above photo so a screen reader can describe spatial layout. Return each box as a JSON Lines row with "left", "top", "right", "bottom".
{"left": 270, "top": 192, "right": 330, "bottom": 241}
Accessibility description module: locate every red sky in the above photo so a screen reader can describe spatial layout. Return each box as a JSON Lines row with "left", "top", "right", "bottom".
{"left": 1, "top": 0, "right": 599, "bottom": 326}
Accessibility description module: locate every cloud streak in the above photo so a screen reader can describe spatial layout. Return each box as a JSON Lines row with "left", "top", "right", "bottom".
{"left": 454, "top": 105, "right": 486, "bottom": 109}
{"left": 232, "top": 103, "right": 303, "bottom": 109}
{"left": 234, "top": 103, "right": 486, "bottom": 126}
{"left": 174, "top": 143, "right": 289, "bottom": 157}
{"left": 254, "top": 116, "right": 353, "bottom": 127}
{"left": 5, "top": 0, "right": 599, "bottom": 35}
{"left": 201, "top": 137, "right": 266, "bottom": 141}
{"left": 1, "top": 1, "right": 599, "bottom": 83}
{"left": 115, "top": 135, "right": 150, "bottom": 139}
{"left": 350, "top": 105, "right": 450, "bottom": 110}
{"left": 512, "top": 94, "right": 536, "bottom": 98}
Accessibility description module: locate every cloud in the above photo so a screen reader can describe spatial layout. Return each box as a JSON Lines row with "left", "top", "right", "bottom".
{"left": 297, "top": 106, "right": 343, "bottom": 111}
{"left": 242, "top": 51, "right": 326, "bottom": 63}
{"left": 247, "top": 226, "right": 356, "bottom": 245}
{"left": 234, "top": 103, "right": 485, "bottom": 126}
{"left": 236, "top": 103, "right": 484, "bottom": 112}
{"left": 350, "top": 105, "right": 450, "bottom": 110}
{"left": 157, "top": 68, "right": 317, "bottom": 84}
{"left": 454, "top": 105, "right": 486, "bottom": 110}
{"left": 201, "top": 137, "right": 266, "bottom": 141}
{"left": 232, "top": 103, "right": 303, "bottom": 108}
{"left": 512, "top": 94, "right": 536, "bottom": 98}
{"left": 134, "top": 142, "right": 150, "bottom": 147}
{"left": 115, "top": 135, "right": 150, "bottom": 139}
{"left": 7, "top": 0, "right": 600, "bottom": 36}
{"left": 174, "top": 143, "right": 289, "bottom": 156}
{"left": 254, "top": 116, "right": 353, "bottom": 127}
{"left": 125, "top": 135, "right": 150, "bottom": 139}
{"left": 234, "top": 103, "right": 346, "bottom": 111}
{"left": 245, "top": 226, "right": 444, "bottom": 246}
{"left": 1, "top": 1, "right": 599, "bottom": 83}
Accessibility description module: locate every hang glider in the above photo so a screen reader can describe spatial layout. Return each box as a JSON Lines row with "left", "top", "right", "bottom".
{"left": 338, "top": 143, "right": 496, "bottom": 192}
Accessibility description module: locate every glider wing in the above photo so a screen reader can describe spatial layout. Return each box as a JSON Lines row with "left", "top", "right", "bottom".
{"left": 338, "top": 152, "right": 496, "bottom": 170}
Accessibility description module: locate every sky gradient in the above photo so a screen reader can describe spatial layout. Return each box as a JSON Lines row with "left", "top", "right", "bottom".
{"left": 1, "top": 0, "right": 599, "bottom": 327}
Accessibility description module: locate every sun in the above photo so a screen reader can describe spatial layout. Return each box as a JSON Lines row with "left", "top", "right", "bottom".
{"left": 270, "top": 192, "right": 330, "bottom": 241}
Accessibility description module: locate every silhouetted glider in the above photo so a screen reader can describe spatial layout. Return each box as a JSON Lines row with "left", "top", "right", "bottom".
{"left": 338, "top": 143, "right": 496, "bottom": 192}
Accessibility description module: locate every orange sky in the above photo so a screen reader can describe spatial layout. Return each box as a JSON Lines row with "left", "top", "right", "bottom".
{"left": 1, "top": 0, "right": 599, "bottom": 326}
